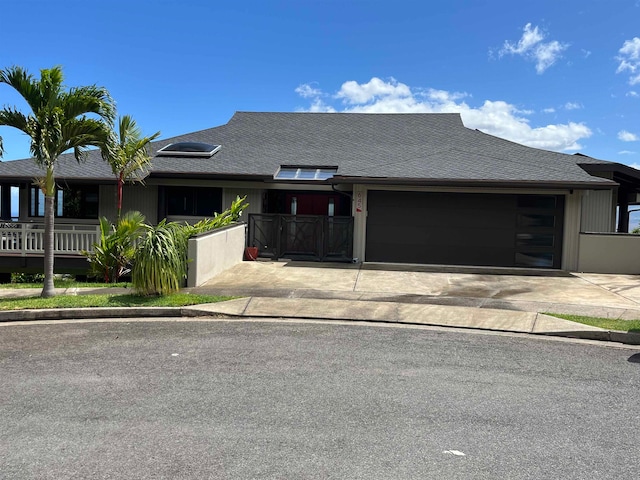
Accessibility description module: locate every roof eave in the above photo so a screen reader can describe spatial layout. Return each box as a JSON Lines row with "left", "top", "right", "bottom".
{"left": 149, "top": 172, "right": 272, "bottom": 182}
{"left": 330, "top": 176, "right": 618, "bottom": 190}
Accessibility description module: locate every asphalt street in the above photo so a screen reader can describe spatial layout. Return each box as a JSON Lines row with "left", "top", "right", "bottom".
{"left": 1, "top": 319, "right": 639, "bottom": 479}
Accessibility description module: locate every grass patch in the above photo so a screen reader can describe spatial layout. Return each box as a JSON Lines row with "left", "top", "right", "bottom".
{"left": 0, "top": 280, "right": 131, "bottom": 289}
{"left": 0, "top": 293, "right": 234, "bottom": 310}
{"left": 547, "top": 313, "right": 640, "bottom": 333}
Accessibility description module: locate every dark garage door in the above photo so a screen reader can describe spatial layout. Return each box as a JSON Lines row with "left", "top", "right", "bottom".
{"left": 365, "top": 191, "right": 564, "bottom": 268}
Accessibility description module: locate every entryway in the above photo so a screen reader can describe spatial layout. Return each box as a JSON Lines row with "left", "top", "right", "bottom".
{"left": 247, "top": 214, "right": 354, "bottom": 262}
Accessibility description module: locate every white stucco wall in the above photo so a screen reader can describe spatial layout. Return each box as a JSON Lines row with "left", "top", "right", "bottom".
{"left": 186, "top": 223, "right": 246, "bottom": 287}
{"left": 578, "top": 233, "right": 640, "bottom": 274}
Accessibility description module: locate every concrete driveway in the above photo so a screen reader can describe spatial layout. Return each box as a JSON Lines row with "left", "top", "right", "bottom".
{"left": 198, "top": 261, "right": 640, "bottom": 317}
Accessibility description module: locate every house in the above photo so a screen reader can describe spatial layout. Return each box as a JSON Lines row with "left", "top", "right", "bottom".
{"left": 1, "top": 111, "right": 640, "bottom": 277}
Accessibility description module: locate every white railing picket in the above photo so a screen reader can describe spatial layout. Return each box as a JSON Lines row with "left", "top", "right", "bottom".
{"left": 0, "top": 222, "right": 100, "bottom": 256}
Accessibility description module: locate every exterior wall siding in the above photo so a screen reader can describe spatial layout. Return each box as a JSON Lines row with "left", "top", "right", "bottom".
{"left": 561, "top": 192, "right": 582, "bottom": 271}
{"left": 99, "top": 184, "right": 158, "bottom": 224}
{"left": 352, "top": 185, "right": 367, "bottom": 262}
{"left": 580, "top": 189, "right": 615, "bottom": 233}
{"left": 222, "top": 187, "right": 263, "bottom": 217}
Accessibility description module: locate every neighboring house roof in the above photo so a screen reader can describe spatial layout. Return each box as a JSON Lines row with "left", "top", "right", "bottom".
{"left": 0, "top": 112, "right": 621, "bottom": 188}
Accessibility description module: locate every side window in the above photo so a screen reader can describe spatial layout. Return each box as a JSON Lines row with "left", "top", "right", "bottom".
{"left": 166, "top": 186, "right": 222, "bottom": 216}
{"left": 29, "top": 185, "right": 99, "bottom": 219}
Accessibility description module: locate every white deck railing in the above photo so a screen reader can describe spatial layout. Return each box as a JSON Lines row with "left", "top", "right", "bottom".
{"left": 0, "top": 222, "right": 100, "bottom": 256}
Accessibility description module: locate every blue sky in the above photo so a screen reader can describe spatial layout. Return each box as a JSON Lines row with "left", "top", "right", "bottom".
{"left": 1, "top": 0, "right": 640, "bottom": 169}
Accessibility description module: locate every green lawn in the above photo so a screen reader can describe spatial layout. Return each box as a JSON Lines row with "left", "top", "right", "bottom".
{"left": 548, "top": 313, "right": 640, "bottom": 333}
{"left": 0, "top": 293, "right": 234, "bottom": 310}
{"left": 0, "top": 280, "right": 131, "bottom": 289}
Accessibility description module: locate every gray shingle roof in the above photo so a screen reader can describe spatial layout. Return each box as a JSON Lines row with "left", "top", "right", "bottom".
{"left": 0, "top": 112, "right": 618, "bottom": 187}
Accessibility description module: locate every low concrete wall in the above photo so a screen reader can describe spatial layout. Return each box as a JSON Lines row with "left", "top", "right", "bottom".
{"left": 187, "top": 223, "right": 246, "bottom": 287}
{"left": 578, "top": 232, "right": 640, "bottom": 274}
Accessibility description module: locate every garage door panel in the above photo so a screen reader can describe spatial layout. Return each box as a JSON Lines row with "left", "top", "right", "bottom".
{"left": 366, "top": 191, "right": 563, "bottom": 268}
{"left": 367, "top": 242, "right": 515, "bottom": 266}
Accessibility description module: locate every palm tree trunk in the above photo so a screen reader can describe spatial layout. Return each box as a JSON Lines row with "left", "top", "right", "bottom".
{"left": 41, "top": 193, "right": 56, "bottom": 297}
{"left": 117, "top": 173, "right": 124, "bottom": 221}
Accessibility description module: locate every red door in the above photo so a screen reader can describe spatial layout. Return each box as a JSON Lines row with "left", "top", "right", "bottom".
{"left": 285, "top": 193, "right": 339, "bottom": 215}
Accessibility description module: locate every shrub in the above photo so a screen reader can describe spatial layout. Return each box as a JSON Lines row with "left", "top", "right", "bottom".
{"left": 132, "top": 220, "right": 188, "bottom": 296}
{"left": 132, "top": 196, "right": 248, "bottom": 296}
{"left": 83, "top": 211, "right": 145, "bottom": 283}
{"left": 11, "top": 272, "right": 45, "bottom": 283}
{"left": 183, "top": 195, "right": 249, "bottom": 236}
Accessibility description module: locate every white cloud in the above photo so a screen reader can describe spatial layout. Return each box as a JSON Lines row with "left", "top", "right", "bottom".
{"left": 627, "top": 91, "right": 639, "bottom": 97}
{"left": 542, "top": 107, "right": 556, "bottom": 113}
{"left": 619, "top": 150, "right": 636, "bottom": 155}
{"left": 296, "top": 77, "right": 592, "bottom": 152}
{"left": 628, "top": 163, "right": 640, "bottom": 170}
{"left": 564, "top": 102, "right": 582, "bottom": 110}
{"left": 499, "top": 23, "right": 569, "bottom": 74}
{"left": 295, "top": 83, "right": 336, "bottom": 112}
{"left": 618, "top": 130, "right": 639, "bottom": 141}
{"left": 617, "top": 37, "right": 640, "bottom": 85}
{"left": 335, "top": 77, "right": 411, "bottom": 104}
{"left": 295, "top": 83, "right": 323, "bottom": 99}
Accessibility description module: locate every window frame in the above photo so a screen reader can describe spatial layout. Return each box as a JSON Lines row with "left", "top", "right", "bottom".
{"left": 165, "top": 186, "right": 223, "bottom": 217}
{"left": 28, "top": 184, "right": 100, "bottom": 219}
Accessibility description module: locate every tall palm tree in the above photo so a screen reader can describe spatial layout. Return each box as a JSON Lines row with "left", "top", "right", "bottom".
{"left": 0, "top": 66, "right": 114, "bottom": 297}
{"left": 102, "top": 115, "right": 160, "bottom": 220}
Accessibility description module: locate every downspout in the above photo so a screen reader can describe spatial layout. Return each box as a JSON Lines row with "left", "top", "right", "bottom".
{"left": 331, "top": 184, "right": 353, "bottom": 201}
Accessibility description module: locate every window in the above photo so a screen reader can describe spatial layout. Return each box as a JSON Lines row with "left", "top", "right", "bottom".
{"left": 517, "top": 214, "right": 555, "bottom": 228}
{"left": 166, "top": 186, "right": 222, "bottom": 216}
{"left": 516, "top": 233, "right": 554, "bottom": 247}
{"left": 29, "top": 185, "right": 99, "bottom": 219}
{"left": 274, "top": 166, "right": 338, "bottom": 181}
{"left": 157, "top": 142, "right": 221, "bottom": 157}
{"left": 515, "top": 252, "right": 554, "bottom": 268}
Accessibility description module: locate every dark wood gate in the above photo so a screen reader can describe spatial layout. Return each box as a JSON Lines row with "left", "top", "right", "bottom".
{"left": 248, "top": 214, "right": 354, "bottom": 262}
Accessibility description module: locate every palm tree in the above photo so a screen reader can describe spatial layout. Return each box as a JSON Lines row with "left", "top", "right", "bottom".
{"left": 102, "top": 115, "right": 160, "bottom": 220}
{"left": 83, "top": 210, "right": 146, "bottom": 283}
{"left": 0, "top": 66, "right": 114, "bottom": 297}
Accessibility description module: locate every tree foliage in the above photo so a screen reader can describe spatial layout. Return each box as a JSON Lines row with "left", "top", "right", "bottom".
{"left": 101, "top": 115, "right": 160, "bottom": 220}
{"left": 0, "top": 65, "right": 114, "bottom": 297}
{"left": 132, "top": 220, "right": 188, "bottom": 296}
{"left": 83, "top": 211, "right": 145, "bottom": 283}
{"left": 132, "top": 196, "right": 249, "bottom": 296}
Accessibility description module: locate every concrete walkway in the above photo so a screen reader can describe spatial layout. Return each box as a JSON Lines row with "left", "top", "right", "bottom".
{"left": 187, "top": 261, "right": 640, "bottom": 344}
{"left": 194, "top": 262, "right": 640, "bottom": 319}
{"left": 2, "top": 261, "right": 640, "bottom": 344}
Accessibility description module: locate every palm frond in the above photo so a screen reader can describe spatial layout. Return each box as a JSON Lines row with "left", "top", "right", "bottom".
{"left": 102, "top": 115, "right": 160, "bottom": 181}
{"left": 60, "top": 118, "right": 111, "bottom": 160}
{"left": 0, "top": 66, "right": 42, "bottom": 113}
{"left": 0, "top": 108, "right": 29, "bottom": 133}
{"left": 118, "top": 115, "right": 141, "bottom": 145}
{"left": 63, "top": 85, "right": 115, "bottom": 124}
{"left": 38, "top": 67, "right": 65, "bottom": 110}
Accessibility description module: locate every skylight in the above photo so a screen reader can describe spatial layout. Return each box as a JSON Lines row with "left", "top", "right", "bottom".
{"left": 274, "top": 166, "right": 338, "bottom": 181}
{"left": 157, "top": 142, "right": 221, "bottom": 157}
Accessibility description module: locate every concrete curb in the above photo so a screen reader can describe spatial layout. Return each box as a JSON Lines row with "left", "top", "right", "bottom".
{"left": 1, "top": 300, "right": 638, "bottom": 345}
{"left": 534, "top": 329, "right": 640, "bottom": 345}
{"left": 0, "top": 307, "right": 182, "bottom": 322}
